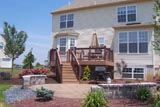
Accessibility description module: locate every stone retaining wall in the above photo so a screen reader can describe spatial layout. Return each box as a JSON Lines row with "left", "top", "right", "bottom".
{"left": 97, "top": 82, "right": 157, "bottom": 99}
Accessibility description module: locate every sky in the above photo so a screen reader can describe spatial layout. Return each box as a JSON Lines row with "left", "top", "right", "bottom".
{"left": 0, "top": 0, "right": 73, "bottom": 65}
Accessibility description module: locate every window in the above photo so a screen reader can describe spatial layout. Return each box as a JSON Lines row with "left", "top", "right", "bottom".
{"left": 123, "top": 67, "right": 144, "bottom": 79}
{"left": 60, "top": 14, "right": 74, "bottom": 28}
{"left": 139, "top": 31, "right": 148, "bottom": 53}
{"left": 118, "top": 31, "right": 148, "bottom": 54}
{"left": 119, "top": 32, "right": 127, "bottom": 53}
{"left": 129, "top": 32, "right": 137, "bottom": 53}
{"left": 70, "top": 38, "right": 75, "bottom": 49}
{"left": 2, "top": 58, "right": 11, "bottom": 62}
{"left": 98, "top": 37, "right": 105, "bottom": 47}
{"left": 117, "top": 5, "right": 136, "bottom": 22}
{"left": 0, "top": 42, "right": 4, "bottom": 49}
{"left": 59, "top": 38, "right": 67, "bottom": 52}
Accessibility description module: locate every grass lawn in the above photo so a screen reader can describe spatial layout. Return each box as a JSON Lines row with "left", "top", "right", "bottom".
{"left": 0, "top": 68, "right": 21, "bottom": 75}
{"left": 0, "top": 84, "right": 11, "bottom": 104}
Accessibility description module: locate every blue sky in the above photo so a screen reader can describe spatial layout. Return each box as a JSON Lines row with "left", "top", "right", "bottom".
{"left": 0, "top": 0, "right": 73, "bottom": 65}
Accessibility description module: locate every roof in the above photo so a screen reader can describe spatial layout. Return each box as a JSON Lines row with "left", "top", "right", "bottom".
{"left": 113, "top": 23, "right": 154, "bottom": 30}
{"left": 55, "top": 30, "right": 79, "bottom": 37}
{"left": 52, "top": 0, "right": 152, "bottom": 14}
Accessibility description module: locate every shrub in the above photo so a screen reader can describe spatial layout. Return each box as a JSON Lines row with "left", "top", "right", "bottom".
{"left": 136, "top": 86, "right": 151, "bottom": 101}
{"left": 36, "top": 87, "right": 54, "bottom": 101}
{"left": 82, "top": 89, "right": 109, "bottom": 107}
{"left": 154, "top": 96, "right": 160, "bottom": 107}
{"left": 0, "top": 72, "right": 11, "bottom": 80}
{"left": 18, "top": 67, "right": 48, "bottom": 78}
{"left": 82, "top": 66, "right": 91, "bottom": 80}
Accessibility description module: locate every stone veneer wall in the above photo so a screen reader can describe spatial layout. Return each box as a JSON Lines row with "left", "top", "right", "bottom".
{"left": 22, "top": 75, "right": 46, "bottom": 88}
{"left": 96, "top": 82, "right": 157, "bottom": 99}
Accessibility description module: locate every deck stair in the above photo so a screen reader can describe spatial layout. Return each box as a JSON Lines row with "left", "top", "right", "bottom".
{"left": 62, "top": 62, "right": 78, "bottom": 83}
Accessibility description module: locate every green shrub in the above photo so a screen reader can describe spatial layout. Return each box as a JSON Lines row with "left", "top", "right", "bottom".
{"left": 154, "top": 96, "right": 160, "bottom": 107}
{"left": 36, "top": 87, "right": 54, "bottom": 101}
{"left": 136, "top": 86, "right": 151, "bottom": 101}
{"left": 0, "top": 72, "right": 11, "bottom": 80}
{"left": 82, "top": 66, "right": 91, "bottom": 80}
{"left": 82, "top": 89, "right": 109, "bottom": 107}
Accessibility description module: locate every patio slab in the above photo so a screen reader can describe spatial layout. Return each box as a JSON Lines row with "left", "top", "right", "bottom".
{"left": 30, "top": 84, "right": 96, "bottom": 98}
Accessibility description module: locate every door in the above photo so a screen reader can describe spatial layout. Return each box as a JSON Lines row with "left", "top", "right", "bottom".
{"left": 59, "top": 38, "right": 67, "bottom": 61}
{"left": 57, "top": 37, "right": 76, "bottom": 61}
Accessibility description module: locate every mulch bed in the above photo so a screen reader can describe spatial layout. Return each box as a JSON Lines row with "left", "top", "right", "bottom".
{"left": 10, "top": 97, "right": 150, "bottom": 107}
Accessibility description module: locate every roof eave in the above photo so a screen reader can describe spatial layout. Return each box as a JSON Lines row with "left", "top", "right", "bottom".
{"left": 113, "top": 23, "right": 154, "bottom": 30}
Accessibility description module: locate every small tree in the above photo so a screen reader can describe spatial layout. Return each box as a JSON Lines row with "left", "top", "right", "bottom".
{"left": 82, "top": 66, "right": 91, "bottom": 80}
{"left": 116, "top": 59, "right": 127, "bottom": 75}
{"left": 23, "top": 49, "right": 36, "bottom": 69}
{"left": 3, "top": 22, "right": 27, "bottom": 73}
{"left": 153, "top": 0, "right": 160, "bottom": 51}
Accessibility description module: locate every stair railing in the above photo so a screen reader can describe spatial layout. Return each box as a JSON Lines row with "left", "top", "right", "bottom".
{"left": 54, "top": 48, "right": 63, "bottom": 83}
{"left": 70, "top": 49, "right": 82, "bottom": 81}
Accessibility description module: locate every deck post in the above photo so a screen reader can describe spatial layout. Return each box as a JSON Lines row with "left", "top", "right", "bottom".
{"left": 104, "top": 46, "right": 106, "bottom": 60}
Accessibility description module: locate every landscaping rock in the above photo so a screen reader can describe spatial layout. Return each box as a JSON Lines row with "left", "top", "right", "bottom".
{"left": 4, "top": 86, "right": 36, "bottom": 104}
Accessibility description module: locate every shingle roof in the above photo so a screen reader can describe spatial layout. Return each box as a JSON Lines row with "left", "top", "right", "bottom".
{"left": 52, "top": 0, "right": 150, "bottom": 14}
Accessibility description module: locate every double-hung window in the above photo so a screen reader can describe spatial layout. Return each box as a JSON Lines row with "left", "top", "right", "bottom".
{"left": 118, "top": 31, "right": 149, "bottom": 54}
{"left": 129, "top": 32, "right": 137, "bottom": 53}
{"left": 98, "top": 37, "right": 105, "bottom": 47}
{"left": 60, "top": 14, "right": 74, "bottom": 28}
{"left": 119, "top": 32, "right": 127, "bottom": 53}
{"left": 117, "top": 5, "right": 136, "bottom": 23}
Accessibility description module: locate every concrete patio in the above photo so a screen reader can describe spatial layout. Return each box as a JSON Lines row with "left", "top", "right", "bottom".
{"left": 30, "top": 84, "right": 96, "bottom": 98}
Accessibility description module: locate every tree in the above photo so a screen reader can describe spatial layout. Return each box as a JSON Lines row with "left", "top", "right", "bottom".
{"left": 3, "top": 22, "right": 27, "bottom": 73}
{"left": 23, "top": 49, "right": 36, "bottom": 69}
{"left": 153, "top": 0, "right": 160, "bottom": 51}
{"left": 35, "top": 62, "right": 42, "bottom": 68}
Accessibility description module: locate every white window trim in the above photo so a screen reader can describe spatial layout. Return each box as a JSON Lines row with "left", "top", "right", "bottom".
{"left": 122, "top": 67, "right": 145, "bottom": 79}
{"left": 118, "top": 30, "right": 149, "bottom": 54}
{"left": 116, "top": 4, "right": 137, "bottom": 23}
{"left": 60, "top": 14, "right": 74, "bottom": 29}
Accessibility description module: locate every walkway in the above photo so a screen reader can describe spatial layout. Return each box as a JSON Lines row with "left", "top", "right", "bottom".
{"left": 30, "top": 84, "right": 96, "bottom": 98}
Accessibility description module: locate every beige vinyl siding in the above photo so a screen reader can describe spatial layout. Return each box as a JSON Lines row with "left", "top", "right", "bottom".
{"left": 114, "top": 28, "right": 154, "bottom": 66}
{"left": 52, "top": 27, "right": 114, "bottom": 49}
{"left": 52, "top": 1, "right": 154, "bottom": 33}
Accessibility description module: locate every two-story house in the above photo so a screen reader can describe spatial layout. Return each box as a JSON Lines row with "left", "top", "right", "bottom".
{"left": 50, "top": 0, "right": 158, "bottom": 82}
{"left": 0, "top": 34, "right": 12, "bottom": 68}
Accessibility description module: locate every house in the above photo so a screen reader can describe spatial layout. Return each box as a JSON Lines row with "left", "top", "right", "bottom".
{"left": 0, "top": 34, "right": 12, "bottom": 68}
{"left": 50, "top": 0, "right": 158, "bottom": 83}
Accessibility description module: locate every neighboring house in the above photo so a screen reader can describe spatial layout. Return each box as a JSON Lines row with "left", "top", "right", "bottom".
{"left": 0, "top": 34, "right": 12, "bottom": 68}
{"left": 51, "top": 0, "right": 158, "bottom": 81}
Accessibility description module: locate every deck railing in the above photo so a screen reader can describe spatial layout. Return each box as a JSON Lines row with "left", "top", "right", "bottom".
{"left": 72, "top": 46, "right": 113, "bottom": 61}
{"left": 50, "top": 48, "right": 63, "bottom": 83}
{"left": 70, "top": 50, "right": 82, "bottom": 81}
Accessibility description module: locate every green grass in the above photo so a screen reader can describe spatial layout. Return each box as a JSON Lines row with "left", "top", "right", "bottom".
{"left": 0, "top": 68, "right": 21, "bottom": 75}
{"left": 0, "top": 84, "right": 11, "bottom": 103}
